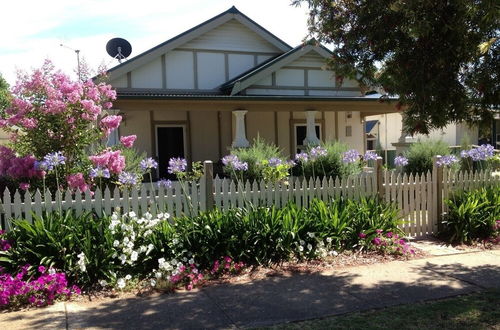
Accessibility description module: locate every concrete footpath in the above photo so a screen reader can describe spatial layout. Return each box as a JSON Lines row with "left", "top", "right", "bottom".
{"left": 1, "top": 244, "right": 499, "bottom": 329}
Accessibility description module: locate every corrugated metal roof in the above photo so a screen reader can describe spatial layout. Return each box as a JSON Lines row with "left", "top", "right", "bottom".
{"left": 365, "top": 120, "right": 379, "bottom": 133}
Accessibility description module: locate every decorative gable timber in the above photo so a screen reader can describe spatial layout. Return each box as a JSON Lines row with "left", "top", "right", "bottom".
{"left": 107, "top": 6, "right": 291, "bottom": 82}
{"left": 221, "top": 42, "right": 352, "bottom": 95}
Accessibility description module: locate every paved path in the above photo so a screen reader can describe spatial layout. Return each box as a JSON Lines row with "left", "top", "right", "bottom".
{"left": 1, "top": 245, "right": 499, "bottom": 329}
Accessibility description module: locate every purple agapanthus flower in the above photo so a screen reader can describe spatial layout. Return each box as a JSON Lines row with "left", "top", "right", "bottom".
{"left": 118, "top": 172, "right": 138, "bottom": 185}
{"left": 394, "top": 155, "right": 408, "bottom": 167}
{"left": 233, "top": 160, "right": 248, "bottom": 171}
{"left": 157, "top": 179, "right": 172, "bottom": 189}
{"left": 34, "top": 160, "right": 49, "bottom": 171}
{"left": 140, "top": 157, "right": 158, "bottom": 171}
{"left": 466, "top": 144, "right": 495, "bottom": 161}
{"left": 295, "top": 152, "right": 309, "bottom": 163}
{"left": 168, "top": 157, "right": 187, "bottom": 174}
{"left": 437, "top": 155, "right": 458, "bottom": 167}
{"left": 221, "top": 154, "right": 238, "bottom": 166}
{"left": 364, "top": 151, "right": 378, "bottom": 161}
{"left": 268, "top": 157, "right": 283, "bottom": 167}
{"left": 89, "top": 167, "right": 110, "bottom": 179}
{"left": 43, "top": 152, "right": 66, "bottom": 170}
{"left": 342, "top": 149, "right": 360, "bottom": 163}
{"left": 309, "top": 146, "right": 327, "bottom": 160}
{"left": 460, "top": 150, "right": 470, "bottom": 158}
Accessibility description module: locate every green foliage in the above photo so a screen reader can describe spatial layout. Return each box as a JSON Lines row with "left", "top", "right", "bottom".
{"left": 404, "top": 140, "right": 450, "bottom": 174}
{"left": 293, "top": 0, "right": 500, "bottom": 134}
{"left": 440, "top": 186, "right": 500, "bottom": 244}
{"left": 160, "top": 198, "right": 402, "bottom": 268}
{"left": 296, "top": 141, "right": 361, "bottom": 179}
{"left": 1, "top": 212, "right": 115, "bottom": 288}
{"left": 0, "top": 73, "right": 10, "bottom": 112}
{"left": 228, "top": 136, "right": 284, "bottom": 182}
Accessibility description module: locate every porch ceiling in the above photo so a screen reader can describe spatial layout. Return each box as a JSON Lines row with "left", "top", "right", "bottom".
{"left": 114, "top": 97, "right": 399, "bottom": 115}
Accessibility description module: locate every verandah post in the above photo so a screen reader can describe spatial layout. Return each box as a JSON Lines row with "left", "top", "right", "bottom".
{"left": 432, "top": 155, "right": 443, "bottom": 232}
{"left": 375, "top": 156, "right": 384, "bottom": 200}
{"left": 203, "top": 161, "right": 214, "bottom": 211}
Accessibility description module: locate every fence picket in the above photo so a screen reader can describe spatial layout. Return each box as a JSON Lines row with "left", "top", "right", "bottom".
{"left": 94, "top": 188, "right": 102, "bottom": 217}
{"left": 23, "top": 191, "right": 32, "bottom": 223}
{"left": 33, "top": 189, "right": 43, "bottom": 219}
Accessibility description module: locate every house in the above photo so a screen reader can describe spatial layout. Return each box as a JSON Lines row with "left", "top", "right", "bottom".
{"left": 365, "top": 113, "right": 479, "bottom": 165}
{"left": 107, "top": 6, "right": 399, "bottom": 178}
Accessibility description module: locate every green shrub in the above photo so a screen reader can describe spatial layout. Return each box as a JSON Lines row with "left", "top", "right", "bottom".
{"left": 159, "top": 198, "right": 403, "bottom": 267}
{"left": 440, "top": 186, "right": 500, "bottom": 244}
{"left": 293, "top": 141, "right": 361, "bottom": 179}
{"left": 404, "top": 140, "right": 451, "bottom": 174}
{"left": 227, "top": 136, "right": 284, "bottom": 182}
{"left": 1, "top": 212, "right": 115, "bottom": 288}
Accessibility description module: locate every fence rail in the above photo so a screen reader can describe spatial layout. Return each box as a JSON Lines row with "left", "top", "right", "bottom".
{"left": 1, "top": 158, "right": 499, "bottom": 237}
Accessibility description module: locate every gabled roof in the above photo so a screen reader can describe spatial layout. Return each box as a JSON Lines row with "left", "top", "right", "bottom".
{"left": 220, "top": 41, "right": 334, "bottom": 95}
{"left": 106, "top": 6, "right": 292, "bottom": 81}
{"left": 365, "top": 120, "right": 379, "bottom": 133}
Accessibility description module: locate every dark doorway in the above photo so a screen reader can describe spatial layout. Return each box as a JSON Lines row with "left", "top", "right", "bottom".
{"left": 295, "top": 124, "right": 321, "bottom": 154}
{"left": 156, "top": 126, "right": 185, "bottom": 180}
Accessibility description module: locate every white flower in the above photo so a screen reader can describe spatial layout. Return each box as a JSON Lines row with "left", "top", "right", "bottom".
{"left": 144, "top": 229, "right": 153, "bottom": 236}
{"left": 158, "top": 258, "right": 166, "bottom": 266}
{"left": 172, "top": 238, "right": 179, "bottom": 245}
{"left": 139, "top": 245, "right": 147, "bottom": 253}
{"left": 298, "top": 246, "right": 304, "bottom": 252}
{"left": 99, "top": 280, "right": 107, "bottom": 287}
{"left": 155, "top": 272, "right": 163, "bottom": 278}
{"left": 307, "top": 244, "right": 313, "bottom": 251}
{"left": 127, "top": 241, "right": 134, "bottom": 249}
{"left": 146, "top": 244, "right": 154, "bottom": 255}
{"left": 329, "top": 250, "right": 339, "bottom": 257}
{"left": 130, "top": 251, "right": 138, "bottom": 262}
{"left": 120, "top": 254, "right": 127, "bottom": 264}
{"left": 123, "top": 237, "right": 130, "bottom": 244}
{"left": 188, "top": 258, "right": 195, "bottom": 265}
{"left": 125, "top": 274, "right": 132, "bottom": 280}
{"left": 48, "top": 268, "right": 56, "bottom": 275}
{"left": 113, "top": 240, "right": 120, "bottom": 247}
{"left": 112, "top": 252, "right": 118, "bottom": 259}
{"left": 326, "top": 237, "right": 332, "bottom": 243}
{"left": 307, "top": 232, "right": 315, "bottom": 238}
{"left": 77, "top": 252, "right": 86, "bottom": 272}
{"left": 117, "top": 278, "right": 126, "bottom": 289}
{"left": 128, "top": 211, "right": 136, "bottom": 218}
{"left": 299, "top": 240, "right": 305, "bottom": 246}
{"left": 150, "top": 279, "right": 156, "bottom": 287}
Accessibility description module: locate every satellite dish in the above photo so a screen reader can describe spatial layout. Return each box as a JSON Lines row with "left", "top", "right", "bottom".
{"left": 106, "top": 38, "right": 132, "bottom": 63}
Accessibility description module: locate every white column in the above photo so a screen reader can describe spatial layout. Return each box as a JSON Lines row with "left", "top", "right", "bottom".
{"left": 232, "top": 110, "right": 250, "bottom": 148}
{"left": 303, "top": 110, "right": 320, "bottom": 146}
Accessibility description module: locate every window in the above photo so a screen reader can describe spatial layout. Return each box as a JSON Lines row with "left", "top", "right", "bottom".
{"left": 294, "top": 124, "right": 321, "bottom": 154}
{"left": 345, "top": 125, "right": 352, "bottom": 137}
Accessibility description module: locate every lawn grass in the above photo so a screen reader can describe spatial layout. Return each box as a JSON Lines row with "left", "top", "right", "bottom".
{"left": 262, "top": 289, "right": 500, "bottom": 330}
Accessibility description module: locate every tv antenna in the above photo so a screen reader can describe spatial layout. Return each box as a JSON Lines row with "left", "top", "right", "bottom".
{"left": 106, "top": 38, "right": 132, "bottom": 63}
{"left": 60, "top": 44, "right": 81, "bottom": 81}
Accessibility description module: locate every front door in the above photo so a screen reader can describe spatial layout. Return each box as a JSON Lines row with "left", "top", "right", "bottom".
{"left": 156, "top": 126, "right": 185, "bottom": 180}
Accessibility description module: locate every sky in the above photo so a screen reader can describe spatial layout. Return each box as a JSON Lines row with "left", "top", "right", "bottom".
{"left": 0, "top": 0, "right": 311, "bottom": 85}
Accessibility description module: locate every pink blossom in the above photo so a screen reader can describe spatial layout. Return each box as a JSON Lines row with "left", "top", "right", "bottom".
{"left": 358, "top": 232, "right": 367, "bottom": 239}
{"left": 19, "top": 183, "right": 30, "bottom": 191}
{"left": 100, "top": 115, "right": 122, "bottom": 137}
{"left": 120, "top": 135, "right": 136, "bottom": 148}
{"left": 67, "top": 173, "right": 89, "bottom": 192}
{"left": 89, "top": 150, "right": 125, "bottom": 174}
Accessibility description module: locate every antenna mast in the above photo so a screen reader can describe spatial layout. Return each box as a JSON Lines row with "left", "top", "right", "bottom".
{"left": 60, "top": 44, "right": 81, "bottom": 81}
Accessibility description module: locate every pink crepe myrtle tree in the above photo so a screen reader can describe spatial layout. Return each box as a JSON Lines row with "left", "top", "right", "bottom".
{"left": 0, "top": 60, "right": 145, "bottom": 192}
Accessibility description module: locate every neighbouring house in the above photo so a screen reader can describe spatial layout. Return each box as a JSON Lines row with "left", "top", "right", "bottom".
{"left": 364, "top": 113, "right": 479, "bottom": 165}
{"left": 107, "top": 6, "right": 399, "bottom": 178}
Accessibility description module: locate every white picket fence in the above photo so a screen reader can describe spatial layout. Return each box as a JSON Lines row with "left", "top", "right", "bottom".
{"left": 1, "top": 160, "right": 499, "bottom": 237}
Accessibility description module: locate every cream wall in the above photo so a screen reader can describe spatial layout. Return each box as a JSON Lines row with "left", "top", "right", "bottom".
{"left": 366, "top": 113, "right": 479, "bottom": 150}
{"left": 190, "top": 111, "right": 219, "bottom": 161}
{"left": 119, "top": 110, "right": 152, "bottom": 156}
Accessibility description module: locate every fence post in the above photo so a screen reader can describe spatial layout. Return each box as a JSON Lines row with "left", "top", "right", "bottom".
{"left": 375, "top": 157, "right": 384, "bottom": 200}
{"left": 203, "top": 161, "right": 214, "bottom": 211}
{"left": 433, "top": 155, "right": 443, "bottom": 231}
